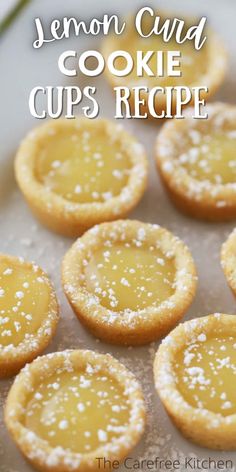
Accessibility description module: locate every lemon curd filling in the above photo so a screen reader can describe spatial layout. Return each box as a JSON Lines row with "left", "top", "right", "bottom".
{"left": 84, "top": 243, "right": 175, "bottom": 312}
{"left": 177, "top": 131, "right": 236, "bottom": 184}
{"left": 176, "top": 336, "right": 236, "bottom": 416}
{"left": 34, "top": 126, "right": 131, "bottom": 204}
{"left": 0, "top": 259, "right": 51, "bottom": 348}
{"left": 24, "top": 369, "right": 130, "bottom": 454}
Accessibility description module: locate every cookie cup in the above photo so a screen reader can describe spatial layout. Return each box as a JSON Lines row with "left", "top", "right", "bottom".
{"left": 221, "top": 229, "right": 236, "bottom": 295}
{"left": 155, "top": 103, "right": 236, "bottom": 221}
{"left": 154, "top": 314, "right": 236, "bottom": 450}
{"left": 0, "top": 254, "right": 59, "bottom": 378}
{"left": 62, "top": 220, "right": 197, "bottom": 345}
{"left": 5, "top": 349, "right": 146, "bottom": 472}
{"left": 15, "top": 119, "right": 148, "bottom": 237}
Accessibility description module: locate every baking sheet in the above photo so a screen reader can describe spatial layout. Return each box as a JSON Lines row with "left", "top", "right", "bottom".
{"left": 0, "top": 0, "right": 236, "bottom": 470}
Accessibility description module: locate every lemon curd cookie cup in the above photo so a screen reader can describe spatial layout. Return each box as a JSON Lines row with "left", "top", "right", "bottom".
{"left": 62, "top": 220, "right": 197, "bottom": 346}
{"left": 102, "top": 12, "right": 227, "bottom": 118}
{"left": 14, "top": 118, "right": 148, "bottom": 237}
{"left": 4, "top": 349, "right": 146, "bottom": 472}
{"left": 154, "top": 314, "right": 236, "bottom": 450}
{"left": 0, "top": 253, "right": 59, "bottom": 378}
{"left": 155, "top": 103, "right": 236, "bottom": 221}
{"left": 221, "top": 228, "right": 236, "bottom": 296}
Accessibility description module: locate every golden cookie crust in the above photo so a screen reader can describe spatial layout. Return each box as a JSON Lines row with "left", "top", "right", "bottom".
{"left": 221, "top": 228, "right": 236, "bottom": 295}
{"left": 155, "top": 103, "right": 236, "bottom": 221}
{"left": 15, "top": 118, "right": 148, "bottom": 237}
{"left": 154, "top": 313, "right": 236, "bottom": 450}
{"left": 102, "top": 15, "right": 227, "bottom": 118}
{"left": 4, "top": 349, "right": 146, "bottom": 472}
{"left": 62, "top": 220, "right": 197, "bottom": 346}
{"left": 0, "top": 254, "right": 59, "bottom": 378}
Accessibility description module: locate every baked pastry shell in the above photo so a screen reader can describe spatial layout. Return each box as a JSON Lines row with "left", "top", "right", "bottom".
{"left": 4, "top": 349, "right": 146, "bottom": 472}
{"left": 15, "top": 119, "right": 148, "bottom": 237}
{"left": 0, "top": 253, "right": 59, "bottom": 378}
{"left": 155, "top": 103, "right": 236, "bottom": 221}
{"left": 154, "top": 313, "right": 236, "bottom": 450}
{"left": 221, "top": 228, "right": 236, "bottom": 296}
{"left": 62, "top": 220, "right": 197, "bottom": 345}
